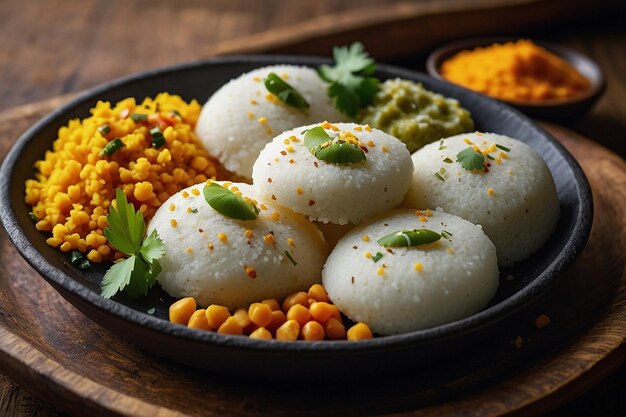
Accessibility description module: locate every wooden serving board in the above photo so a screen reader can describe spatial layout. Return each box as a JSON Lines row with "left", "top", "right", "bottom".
{"left": 0, "top": 98, "right": 624, "bottom": 417}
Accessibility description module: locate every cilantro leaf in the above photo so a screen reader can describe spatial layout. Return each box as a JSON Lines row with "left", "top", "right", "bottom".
{"left": 318, "top": 42, "right": 380, "bottom": 117}
{"left": 139, "top": 229, "right": 165, "bottom": 264}
{"left": 456, "top": 147, "right": 485, "bottom": 171}
{"left": 101, "top": 188, "right": 165, "bottom": 299}
{"left": 101, "top": 255, "right": 135, "bottom": 299}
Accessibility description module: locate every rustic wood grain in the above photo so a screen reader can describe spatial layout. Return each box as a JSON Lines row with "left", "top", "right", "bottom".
{"left": 0, "top": 91, "right": 624, "bottom": 416}
{"left": 1, "top": 0, "right": 625, "bottom": 415}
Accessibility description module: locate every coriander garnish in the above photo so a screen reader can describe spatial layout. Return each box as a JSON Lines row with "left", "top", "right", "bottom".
{"left": 456, "top": 147, "right": 485, "bottom": 171}
{"left": 264, "top": 72, "right": 310, "bottom": 113}
{"left": 150, "top": 127, "right": 166, "bottom": 148}
{"left": 284, "top": 250, "right": 297, "bottom": 266}
{"left": 317, "top": 42, "right": 379, "bottom": 117}
{"left": 28, "top": 212, "right": 39, "bottom": 222}
{"left": 190, "top": 207, "right": 198, "bottom": 214}
{"left": 101, "top": 188, "right": 165, "bottom": 299}
{"left": 434, "top": 167, "right": 446, "bottom": 182}
{"left": 377, "top": 229, "right": 441, "bottom": 248}
{"left": 438, "top": 139, "right": 446, "bottom": 150}
{"left": 70, "top": 250, "right": 90, "bottom": 270}
{"left": 371, "top": 252, "right": 384, "bottom": 263}
{"left": 130, "top": 113, "right": 148, "bottom": 123}
{"left": 443, "top": 157, "right": 453, "bottom": 163}
{"left": 496, "top": 144, "right": 511, "bottom": 152}
{"left": 203, "top": 183, "right": 259, "bottom": 221}
{"left": 303, "top": 126, "right": 366, "bottom": 164}
{"left": 441, "top": 230, "right": 453, "bottom": 240}
{"left": 98, "top": 124, "right": 110, "bottom": 135}
{"left": 100, "top": 138, "right": 124, "bottom": 156}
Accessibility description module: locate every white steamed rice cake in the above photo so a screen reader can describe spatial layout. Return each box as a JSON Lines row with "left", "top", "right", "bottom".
{"left": 148, "top": 182, "right": 327, "bottom": 309}
{"left": 322, "top": 209, "right": 499, "bottom": 335}
{"left": 403, "top": 132, "right": 559, "bottom": 266}
{"left": 196, "top": 65, "right": 348, "bottom": 178}
{"left": 252, "top": 122, "right": 414, "bottom": 225}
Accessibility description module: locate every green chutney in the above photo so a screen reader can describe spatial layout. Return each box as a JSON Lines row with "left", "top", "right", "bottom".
{"left": 358, "top": 79, "right": 474, "bottom": 153}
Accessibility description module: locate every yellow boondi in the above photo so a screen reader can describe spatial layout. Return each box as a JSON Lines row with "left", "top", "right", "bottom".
{"left": 25, "top": 93, "right": 228, "bottom": 262}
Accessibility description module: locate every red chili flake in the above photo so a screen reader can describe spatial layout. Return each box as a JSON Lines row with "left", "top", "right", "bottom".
{"left": 198, "top": 228, "right": 204, "bottom": 233}
{"left": 267, "top": 178, "right": 273, "bottom": 183}
{"left": 289, "top": 159, "right": 295, "bottom": 164}
{"left": 271, "top": 194, "right": 277, "bottom": 200}
{"left": 308, "top": 200, "right": 315, "bottom": 206}
{"left": 313, "top": 161, "right": 319, "bottom": 168}
{"left": 351, "top": 276, "right": 355, "bottom": 284}
{"left": 352, "top": 246, "right": 358, "bottom": 249}
{"left": 280, "top": 150, "right": 287, "bottom": 156}
{"left": 360, "top": 146, "right": 369, "bottom": 153}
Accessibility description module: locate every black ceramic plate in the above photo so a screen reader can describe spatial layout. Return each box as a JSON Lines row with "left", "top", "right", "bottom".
{"left": 0, "top": 56, "right": 592, "bottom": 379}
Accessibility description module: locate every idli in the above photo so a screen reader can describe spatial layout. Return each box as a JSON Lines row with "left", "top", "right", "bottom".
{"left": 252, "top": 122, "right": 414, "bottom": 225}
{"left": 148, "top": 181, "right": 327, "bottom": 309}
{"left": 196, "top": 65, "right": 348, "bottom": 179}
{"left": 404, "top": 132, "right": 559, "bottom": 266}
{"left": 322, "top": 209, "right": 499, "bottom": 335}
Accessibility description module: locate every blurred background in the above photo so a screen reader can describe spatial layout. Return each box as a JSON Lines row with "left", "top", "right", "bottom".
{"left": 0, "top": 0, "right": 625, "bottom": 416}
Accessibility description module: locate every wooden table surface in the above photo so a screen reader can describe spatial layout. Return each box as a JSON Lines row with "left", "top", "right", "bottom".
{"left": 0, "top": 1, "right": 625, "bottom": 416}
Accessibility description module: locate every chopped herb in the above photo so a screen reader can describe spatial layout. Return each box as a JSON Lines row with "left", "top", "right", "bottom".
{"left": 317, "top": 42, "right": 379, "bottom": 117}
{"left": 100, "top": 138, "right": 124, "bottom": 156}
{"left": 303, "top": 127, "right": 331, "bottom": 151}
{"left": 171, "top": 110, "right": 182, "bottom": 119}
{"left": 150, "top": 127, "right": 166, "bottom": 148}
{"left": 438, "top": 139, "right": 447, "bottom": 150}
{"left": 101, "top": 189, "right": 164, "bottom": 299}
{"left": 146, "top": 307, "right": 156, "bottom": 314}
{"left": 130, "top": 113, "right": 148, "bottom": 123}
{"left": 441, "top": 230, "right": 453, "bottom": 240}
{"left": 377, "top": 229, "right": 441, "bottom": 248}
{"left": 456, "top": 147, "right": 485, "bottom": 171}
{"left": 29, "top": 212, "right": 39, "bottom": 222}
{"left": 70, "top": 250, "right": 90, "bottom": 270}
{"left": 190, "top": 207, "right": 198, "bottom": 214}
{"left": 486, "top": 154, "right": 495, "bottom": 160}
{"left": 496, "top": 144, "right": 511, "bottom": 152}
{"left": 264, "top": 72, "right": 310, "bottom": 113}
{"left": 203, "top": 182, "right": 259, "bottom": 221}
{"left": 98, "top": 124, "right": 110, "bottom": 135}
{"left": 434, "top": 167, "right": 446, "bottom": 182}
{"left": 284, "top": 250, "right": 297, "bottom": 266}
{"left": 443, "top": 157, "right": 453, "bottom": 163}
{"left": 303, "top": 126, "right": 366, "bottom": 164}
{"left": 302, "top": 126, "right": 366, "bottom": 164}
{"left": 371, "top": 252, "right": 384, "bottom": 262}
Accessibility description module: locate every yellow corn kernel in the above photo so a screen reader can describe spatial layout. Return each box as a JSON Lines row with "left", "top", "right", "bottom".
{"left": 248, "top": 303, "right": 273, "bottom": 327}
{"left": 276, "top": 319, "right": 300, "bottom": 341}
{"left": 218, "top": 232, "right": 228, "bottom": 242}
{"left": 323, "top": 317, "right": 346, "bottom": 340}
{"left": 169, "top": 297, "right": 197, "bottom": 325}
{"left": 308, "top": 284, "right": 329, "bottom": 302}
{"left": 233, "top": 308, "right": 251, "bottom": 329}
{"left": 309, "top": 301, "right": 335, "bottom": 324}
{"left": 286, "top": 304, "right": 311, "bottom": 328}
{"left": 249, "top": 327, "right": 272, "bottom": 339}
{"left": 281, "top": 291, "right": 309, "bottom": 312}
{"left": 414, "top": 262, "right": 424, "bottom": 272}
{"left": 266, "top": 310, "right": 287, "bottom": 334}
{"left": 205, "top": 304, "right": 230, "bottom": 329}
{"left": 260, "top": 298, "right": 281, "bottom": 311}
{"left": 217, "top": 316, "right": 243, "bottom": 335}
{"left": 170, "top": 219, "right": 177, "bottom": 228}
{"left": 188, "top": 309, "right": 212, "bottom": 330}
{"left": 301, "top": 321, "right": 325, "bottom": 341}
{"left": 347, "top": 322, "right": 373, "bottom": 341}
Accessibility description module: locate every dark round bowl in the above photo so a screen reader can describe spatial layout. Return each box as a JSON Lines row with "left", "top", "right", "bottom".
{"left": 0, "top": 56, "right": 593, "bottom": 379}
{"left": 426, "top": 37, "right": 606, "bottom": 121}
